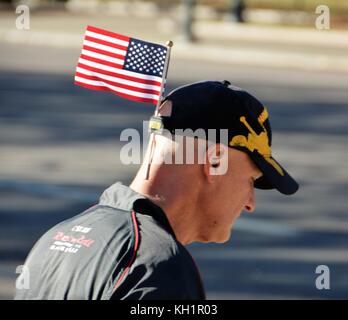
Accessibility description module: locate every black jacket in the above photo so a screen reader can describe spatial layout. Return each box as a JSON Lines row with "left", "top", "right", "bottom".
{"left": 15, "top": 182, "right": 205, "bottom": 300}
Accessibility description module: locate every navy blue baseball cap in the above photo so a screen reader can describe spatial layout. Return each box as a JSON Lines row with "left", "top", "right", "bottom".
{"left": 149, "top": 80, "right": 299, "bottom": 195}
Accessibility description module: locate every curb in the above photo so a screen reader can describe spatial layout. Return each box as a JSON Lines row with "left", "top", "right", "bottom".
{"left": 173, "top": 42, "right": 348, "bottom": 73}
{"left": 194, "top": 21, "right": 348, "bottom": 49}
{"left": 1, "top": 28, "right": 347, "bottom": 73}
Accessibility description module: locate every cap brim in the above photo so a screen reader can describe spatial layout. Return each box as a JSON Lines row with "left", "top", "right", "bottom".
{"left": 251, "top": 153, "right": 299, "bottom": 195}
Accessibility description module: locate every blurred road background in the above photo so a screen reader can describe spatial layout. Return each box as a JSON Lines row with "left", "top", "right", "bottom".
{"left": 0, "top": 0, "right": 348, "bottom": 299}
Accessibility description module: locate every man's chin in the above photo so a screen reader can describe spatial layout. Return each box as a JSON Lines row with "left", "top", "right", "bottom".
{"left": 215, "top": 232, "right": 231, "bottom": 243}
{"left": 197, "top": 231, "right": 231, "bottom": 244}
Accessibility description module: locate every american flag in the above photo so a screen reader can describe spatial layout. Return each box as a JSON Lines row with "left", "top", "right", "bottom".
{"left": 74, "top": 25, "right": 168, "bottom": 105}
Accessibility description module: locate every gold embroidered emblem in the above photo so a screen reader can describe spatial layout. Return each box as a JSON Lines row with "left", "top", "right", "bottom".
{"left": 229, "top": 108, "right": 284, "bottom": 176}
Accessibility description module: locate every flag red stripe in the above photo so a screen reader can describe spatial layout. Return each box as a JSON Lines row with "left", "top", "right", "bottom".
{"left": 75, "top": 72, "right": 161, "bottom": 95}
{"left": 80, "top": 54, "right": 124, "bottom": 69}
{"left": 82, "top": 45, "right": 125, "bottom": 60}
{"left": 86, "top": 25, "right": 130, "bottom": 42}
{"left": 75, "top": 81, "right": 158, "bottom": 105}
{"left": 77, "top": 62, "right": 162, "bottom": 87}
{"left": 84, "top": 35, "right": 128, "bottom": 52}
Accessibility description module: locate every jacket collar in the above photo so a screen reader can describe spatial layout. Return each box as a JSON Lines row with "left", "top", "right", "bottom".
{"left": 99, "top": 182, "right": 177, "bottom": 239}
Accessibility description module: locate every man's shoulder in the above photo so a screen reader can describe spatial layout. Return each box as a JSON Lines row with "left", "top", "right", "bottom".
{"left": 26, "top": 204, "right": 137, "bottom": 265}
{"left": 48, "top": 204, "right": 133, "bottom": 235}
{"left": 16, "top": 204, "right": 141, "bottom": 299}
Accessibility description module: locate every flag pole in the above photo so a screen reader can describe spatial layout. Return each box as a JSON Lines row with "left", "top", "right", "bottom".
{"left": 144, "top": 40, "right": 173, "bottom": 180}
{"left": 154, "top": 40, "right": 173, "bottom": 116}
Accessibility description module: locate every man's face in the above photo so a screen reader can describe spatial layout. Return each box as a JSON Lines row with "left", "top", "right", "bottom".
{"left": 199, "top": 148, "right": 262, "bottom": 243}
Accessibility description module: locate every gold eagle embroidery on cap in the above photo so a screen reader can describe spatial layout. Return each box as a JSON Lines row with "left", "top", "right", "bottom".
{"left": 229, "top": 108, "right": 284, "bottom": 176}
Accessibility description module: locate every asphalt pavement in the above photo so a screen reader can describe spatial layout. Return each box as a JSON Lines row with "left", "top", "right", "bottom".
{"left": 0, "top": 39, "right": 348, "bottom": 299}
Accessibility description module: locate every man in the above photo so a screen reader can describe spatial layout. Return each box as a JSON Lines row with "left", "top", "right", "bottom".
{"left": 15, "top": 80, "right": 299, "bottom": 300}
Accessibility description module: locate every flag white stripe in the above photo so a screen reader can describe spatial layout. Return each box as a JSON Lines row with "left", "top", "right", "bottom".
{"left": 75, "top": 76, "right": 160, "bottom": 100}
{"left": 83, "top": 40, "right": 127, "bottom": 56}
{"left": 81, "top": 49, "right": 124, "bottom": 66}
{"left": 76, "top": 67, "right": 161, "bottom": 92}
{"left": 78, "top": 57, "right": 163, "bottom": 83}
{"left": 85, "top": 30, "right": 129, "bottom": 47}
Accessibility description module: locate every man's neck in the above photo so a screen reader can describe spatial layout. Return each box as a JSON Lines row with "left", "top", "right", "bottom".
{"left": 130, "top": 168, "right": 199, "bottom": 245}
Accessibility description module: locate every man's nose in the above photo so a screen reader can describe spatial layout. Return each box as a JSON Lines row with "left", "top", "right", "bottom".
{"left": 244, "top": 188, "right": 256, "bottom": 213}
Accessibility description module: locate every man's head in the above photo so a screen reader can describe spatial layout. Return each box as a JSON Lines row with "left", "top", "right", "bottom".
{"left": 131, "top": 80, "right": 299, "bottom": 244}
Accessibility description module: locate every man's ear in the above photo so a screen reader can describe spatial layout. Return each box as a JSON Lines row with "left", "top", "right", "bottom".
{"left": 203, "top": 143, "right": 229, "bottom": 182}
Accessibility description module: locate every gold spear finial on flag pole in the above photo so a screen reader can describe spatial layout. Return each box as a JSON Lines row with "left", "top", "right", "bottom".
{"left": 145, "top": 40, "right": 174, "bottom": 180}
